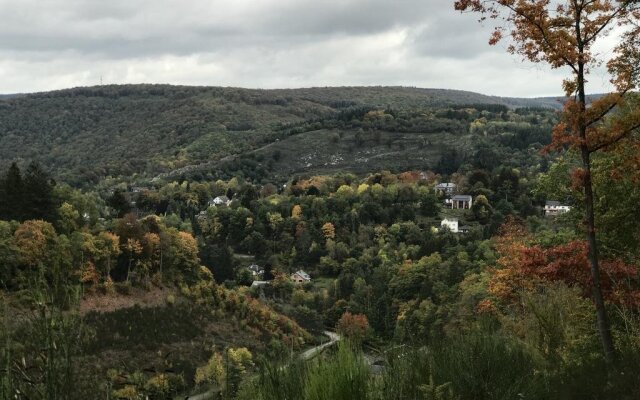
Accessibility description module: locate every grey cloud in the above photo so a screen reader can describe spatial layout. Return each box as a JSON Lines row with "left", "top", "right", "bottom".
{"left": 0, "top": 0, "right": 437, "bottom": 58}
{"left": 0, "top": 0, "right": 612, "bottom": 96}
{"left": 256, "top": 0, "right": 435, "bottom": 36}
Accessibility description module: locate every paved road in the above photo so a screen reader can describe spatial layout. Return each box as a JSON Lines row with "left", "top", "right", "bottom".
{"left": 181, "top": 331, "right": 340, "bottom": 400}
{"left": 301, "top": 331, "right": 340, "bottom": 360}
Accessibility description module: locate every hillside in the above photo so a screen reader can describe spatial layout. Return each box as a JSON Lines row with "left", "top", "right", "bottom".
{"left": 0, "top": 85, "right": 560, "bottom": 186}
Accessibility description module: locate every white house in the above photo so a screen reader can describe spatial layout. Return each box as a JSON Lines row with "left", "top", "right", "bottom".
{"left": 451, "top": 195, "right": 473, "bottom": 209}
{"left": 544, "top": 201, "right": 571, "bottom": 216}
{"left": 435, "top": 182, "right": 457, "bottom": 196}
{"left": 209, "top": 195, "right": 231, "bottom": 207}
{"left": 291, "top": 270, "right": 311, "bottom": 284}
{"left": 440, "top": 218, "right": 459, "bottom": 233}
{"left": 247, "top": 264, "right": 264, "bottom": 277}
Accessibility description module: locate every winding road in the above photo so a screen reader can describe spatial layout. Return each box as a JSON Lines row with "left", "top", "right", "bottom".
{"left": 301, "top": 331, "right": 340, "bottom": 360}
{"left": 181, "top": 331, "right": 340, "bottom": 400}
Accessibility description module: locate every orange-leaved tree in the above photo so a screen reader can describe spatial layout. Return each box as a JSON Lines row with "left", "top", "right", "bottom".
{"left": 455, "top": 0, "right": 640, "bottom": 362}
{"left": 336, "top": 311, "right": 369, "bottom": 343}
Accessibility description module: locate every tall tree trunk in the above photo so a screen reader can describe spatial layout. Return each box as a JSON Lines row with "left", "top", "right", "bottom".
{"left": 580, "top": 148, "right": 616, "bottom": 363}
{"left": 577, "top": 57, "right": 616, "bottom": 363}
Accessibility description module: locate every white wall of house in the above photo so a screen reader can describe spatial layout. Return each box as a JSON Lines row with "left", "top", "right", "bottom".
{"left": 544, "top": 205, "right": 571, "bottom": 216}
{"left": 440, "top": 218, "right": 459, "bottom": 233}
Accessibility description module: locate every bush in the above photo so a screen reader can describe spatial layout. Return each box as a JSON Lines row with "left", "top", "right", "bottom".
{"left": 429, "top": 332, "right": 539, "bottom": 400}
{"left": 114, "top": 281, "right": 132, "bottom": 295}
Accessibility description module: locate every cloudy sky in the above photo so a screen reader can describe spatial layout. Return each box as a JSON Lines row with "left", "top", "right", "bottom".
{"left": 0, "top": 0, "right": 618, "bottom": 96}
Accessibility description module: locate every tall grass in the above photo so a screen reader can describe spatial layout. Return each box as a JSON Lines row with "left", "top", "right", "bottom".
{"left": 0, "top": 276, "right": 86, "bottom": 400}
{"left": 239, "top": 343, "right": 369, "bottom": 400}
{"left": 429, "top": 332, "right": 539, "bottom": 400}
{"left": 240, "top": 330, "right": 549, "bottom": 400}
{"left": 369, "top": 346, "right": 432, "bottom": 400}
{"left": 304, "top": 343, "right": 369, "bottom": 400}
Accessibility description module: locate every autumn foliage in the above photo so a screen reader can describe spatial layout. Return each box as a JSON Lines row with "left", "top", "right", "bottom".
{"left": 336, "top": 312, "right": 369, "bottom": 342}
{"left": 489, "top": 219, "right": 640, "bottom": 307}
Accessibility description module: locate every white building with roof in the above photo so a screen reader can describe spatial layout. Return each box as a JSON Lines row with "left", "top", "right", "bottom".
{"left": 435, "top": 182, "right": 457, "bottom": 196}
{"left": 544, "top": 201, "right": 571, "bottom": 216}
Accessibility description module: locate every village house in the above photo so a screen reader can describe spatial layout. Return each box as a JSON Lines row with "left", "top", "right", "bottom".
{"left": 209, "top": 195, "right": 231, "bottom": 207}
{"left": 440, "top": 218, "right": 459, "bottom": 233}
{"left": 451, "top": 195, "right": 473, "bottom": 209}
{"left": 291, "top": 270, "right": 311, "bottom": 284}
{"left": 247, "top": 264, "right": 264, "bottom": 278}
{"left": 435, "top": 182, "right": 457, "bottom": 196}
{"left": 130, "top": 186, "right": 146, "bottom": 194}
{"left": 544, "top": 201, "right": 571, "bottom": 216}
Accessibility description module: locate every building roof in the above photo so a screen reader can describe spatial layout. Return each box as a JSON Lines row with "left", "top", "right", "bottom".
{"left": 292, "top": 270, "right": 311, "bottom": 280}
{"left": 452, "top": 195, "right": 472, "bottom": 201}
{"left": 545, "top": 200, "right": 561, "bottom": 207}
{"left": 248, "top": 264, "right": 263, "bottom": 272}
{"left": 435, "top": 182, "right": 457, "bottom": 188}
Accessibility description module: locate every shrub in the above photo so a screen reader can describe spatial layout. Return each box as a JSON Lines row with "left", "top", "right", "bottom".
{"left": 114, "top": 281, "right": 132, "bottom": 295}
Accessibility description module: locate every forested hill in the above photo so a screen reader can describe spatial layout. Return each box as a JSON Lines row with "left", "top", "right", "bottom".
{"left": 0, "top": 84, "right": 561, "bottom": 186}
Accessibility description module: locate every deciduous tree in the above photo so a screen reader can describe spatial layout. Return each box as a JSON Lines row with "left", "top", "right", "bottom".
{"left": 455, "top": 0, "right": 640, "bottom": 363}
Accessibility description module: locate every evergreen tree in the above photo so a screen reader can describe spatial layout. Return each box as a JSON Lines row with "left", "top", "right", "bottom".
{"left": 107, "top": 190, "right": 131, "bottom": 218}
{"left": 200, "top": 241, "right": 235, "bottom": 283}
{"left": 23, "top": 162, "right": 55, "bottom": 221}
{"left": 0, "top": 163, "right": 25, "bottom": 221}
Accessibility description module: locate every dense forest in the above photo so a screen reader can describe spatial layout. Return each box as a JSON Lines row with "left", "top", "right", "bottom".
{"left": 0, "top": 85, "right": 559, "bottom": 187}
{"left": 2, "top": 111, "right": 640, "bottom": 398}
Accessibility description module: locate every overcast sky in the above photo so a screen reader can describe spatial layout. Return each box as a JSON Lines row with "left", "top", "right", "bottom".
{"left": 0, "top": 0, "right": 618, "bottom": 97}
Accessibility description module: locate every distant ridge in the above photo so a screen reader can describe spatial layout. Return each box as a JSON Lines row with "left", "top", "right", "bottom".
{"left": 0, "top": 93, "right": 22, "bottom": 100}
{"left": 0, "top": 84, "right": 562, "bottom": 186}
{"left": 10, "top": 84, "right": 565, "bottom": 109}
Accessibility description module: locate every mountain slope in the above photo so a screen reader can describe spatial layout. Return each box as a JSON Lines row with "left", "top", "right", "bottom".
{"left": 0, "top": 84, "right": 560, "bottom": 186}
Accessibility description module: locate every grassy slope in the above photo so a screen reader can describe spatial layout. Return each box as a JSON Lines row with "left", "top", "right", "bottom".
{"left": 251, "top": 128, "right": 473, "bottom": 180}
{"left": 0, "top": 84, "right": 557, "bottom": 185}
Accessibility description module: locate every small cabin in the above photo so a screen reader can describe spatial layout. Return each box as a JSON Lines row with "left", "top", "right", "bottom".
{"left": 291, "top": 270, "right": 311, "bottom": 284}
